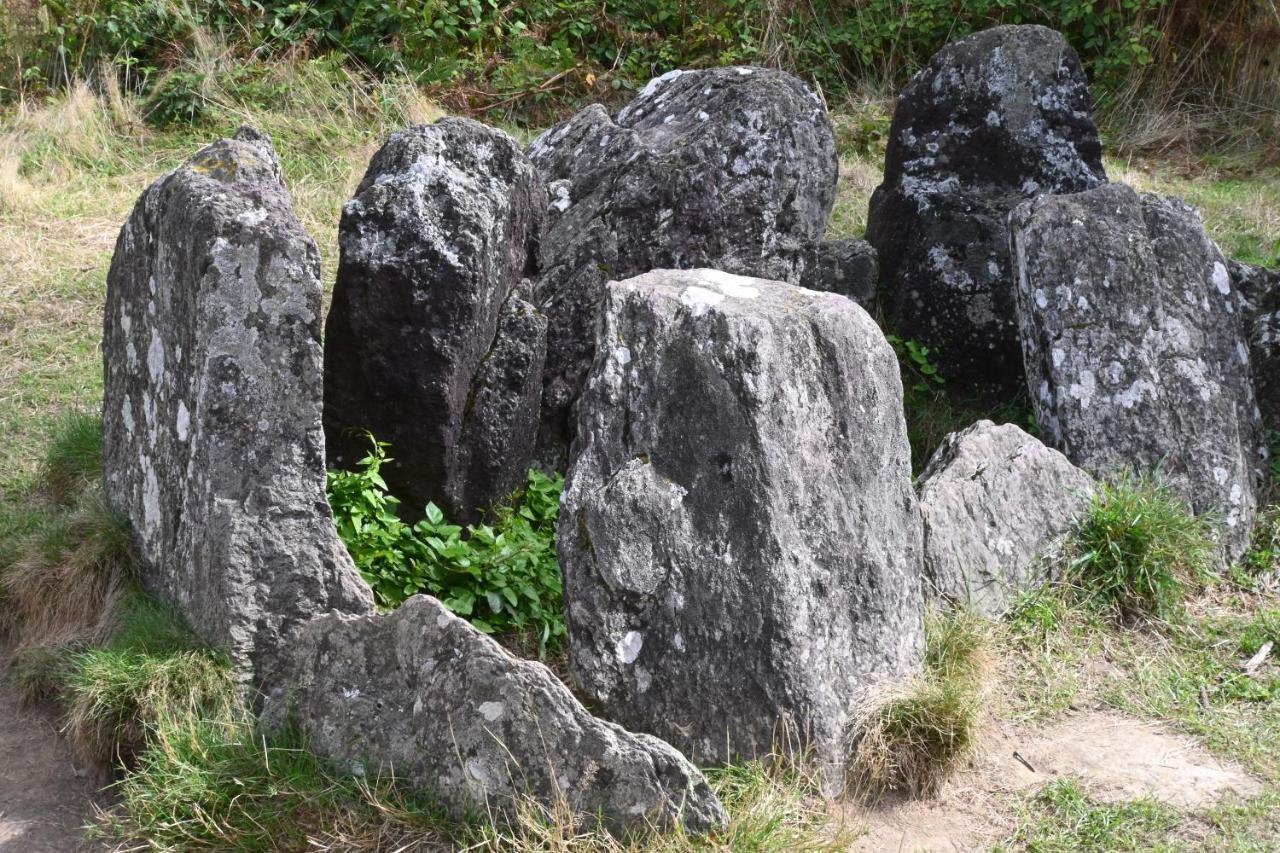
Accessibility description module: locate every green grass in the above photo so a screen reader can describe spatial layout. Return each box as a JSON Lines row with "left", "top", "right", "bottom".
{"left": 849, "top": 609, "right": 992, "bottom": 796}
{"left": 1063, "top": 472, "right": 1219, "bottom": 623}
{"left": 998, "top": 777, "right": 1182, "bottom": 852}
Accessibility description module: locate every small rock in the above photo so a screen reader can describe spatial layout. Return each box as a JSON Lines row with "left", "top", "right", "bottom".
{"left": 918, "top": 420, "right": 1095, "bottom": 616}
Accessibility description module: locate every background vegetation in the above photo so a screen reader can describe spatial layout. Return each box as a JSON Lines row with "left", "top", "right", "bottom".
{"left": 2, "top": 0, "right": 1277, "bottom": 155}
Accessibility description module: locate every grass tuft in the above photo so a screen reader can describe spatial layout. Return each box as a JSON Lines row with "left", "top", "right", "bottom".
{"left": 998, "top": 777, "right": 1181, "bottom": 852}
{"left": 1063, "top": 471, "right": 1219, "bottom": 623}
{"left": 848, "top": 609, "right": 993, "bottom": 797}
{"left": 36, "top": 409, "right": 102, "bottom": 504}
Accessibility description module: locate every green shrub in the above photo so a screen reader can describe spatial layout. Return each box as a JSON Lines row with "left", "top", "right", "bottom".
{"left": 327, "top": 438, "right": 566, "bottom": 652}
{"left": 1063, "top": 472, "right": 1218, "bottom": 622}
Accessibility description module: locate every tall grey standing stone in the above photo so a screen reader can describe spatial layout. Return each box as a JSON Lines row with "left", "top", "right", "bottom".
{"left": 262, "top": 595, "right": 728, "bottom": 835}
{"left": 917, "top": 420, "right": 1094, "bottom": 617}
{"left": 1012, "top": 183, "right": 1265, "bottom": 559}
{"left": 102, "top": 128, "right": 374, "bottom": 674}
{"left": 324, "top": 118, "right": 545, "bottom": 522}
{"left": 529, "top": 67, "right": 838, "bottom": 466}
{"left": 866, "top": 25, "right": 1107, "bottom": 401}
{"left": 557, "top": 268, "right": 923, "bottom": 782}
{"left": 1233, "top": 260, "right": 1280, "bottom": 436}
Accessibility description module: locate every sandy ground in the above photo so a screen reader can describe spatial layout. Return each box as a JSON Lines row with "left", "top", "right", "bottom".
{"left": 0, "top": 657, "right": 106, "bottom": 852}
{"left": 849, "top": 708, "right": 1261, "bottom": 851}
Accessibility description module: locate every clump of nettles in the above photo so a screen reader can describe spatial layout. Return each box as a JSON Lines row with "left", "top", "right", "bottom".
{"left": 1063, "top": 472, "right": 1218, "bottom": 623}
{"left": 326, "top": 437, "right": 566, "bottom": 652}
{"left": 848, "top": 610, "right": 992, "bottom": 797}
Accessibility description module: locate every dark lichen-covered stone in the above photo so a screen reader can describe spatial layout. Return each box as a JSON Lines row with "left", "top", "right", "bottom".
{"left": 799, "top": 238, "right": 878, "bottom": 306}
{"left": 1013, "top": 183, "right": 1264, "bottom": 560}
{"left": 918, "top": 420, "right": 1094, "bottom": 616}
{"left": 1233, "top": 260, "right": 1280, "bottom": 436}
{"left": 262, "top": 595, "right": 728, "bottom": 835}
{"left": 102, "top": 127, "right": 374, "bottom": 675}
{"left": 867, "top": 25, "right": 1106, "bottom": 401}
{"left": 323, "top": 118, "right": 543, "bottom": 522}
{"left": 529, "top": 67, "right": 839, "bottom": 467}
{"left": 557, "top": 268, "right": 923, "bottom": 785}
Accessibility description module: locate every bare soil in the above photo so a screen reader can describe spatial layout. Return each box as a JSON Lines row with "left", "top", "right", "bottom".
{"left": 849, "top": 709, "right": 1261, "bottom": 851}
{"left": 0, "top": 656, "right": 106, "bottom": 852}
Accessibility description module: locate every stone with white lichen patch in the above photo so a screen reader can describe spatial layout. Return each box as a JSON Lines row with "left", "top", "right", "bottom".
{"left": 323, "top": 118, "right": 545, "bottom": 523}
{"left": 1232, "top": 259, "right": 1280, "bottom": 435}
{"left": 867, "top": 25, "right": 1107, "bottom": 402}
{"left": 1012, "top": 182, "right": 1264, "bottom": 560}
{"left": 557, "top": 268, "right": 923, "bottom": 786}
{"left": 527, "top": 67, "right": 839, "bottom": 468}
{"left": 917, "top": 420, "right": 1095, "bottom": 616}
{"left": 102, "top": 127, "right": 374, "bottom": 675}
{"left": 262, "top": 595, "right": 727, "bottom": 834}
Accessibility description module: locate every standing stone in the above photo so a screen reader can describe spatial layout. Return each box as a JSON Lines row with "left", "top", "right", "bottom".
{"left": 800, "top": 238, "right": 879, "bottom": 306}
{"left": 557, "top": 268, "right": 923, "bottom": 782}
{"left": 867, "top": 25, "right": 1107, "bottom": 401}
{"left": 1012, "top": 183, "right": 1264, "bottom": 559}
{"left": 529, "top": 67, "right": 838, "bottom": 466}
{"left": 324, "top": 118, "right": 545, "bottom": 522}
{"left": 1233, "top": 260, "right": 1280, "bottom": 436}
{"left": 102, "top": 128, "right": 374, "bottom": 674}
{"left": 917, "top": 420, "right": 1094, "bottom": 616}
{"left": 263, "top": 595, "right": 727, "bottom": 835}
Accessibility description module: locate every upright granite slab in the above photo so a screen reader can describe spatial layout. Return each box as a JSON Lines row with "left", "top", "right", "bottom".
{"left": 1012, "top": 183, "right": 1264, "bottom": 559}
{"left": 1233, "top": 260, "right": 1280, "bottom": 435}
{"left": 917, "top": 420, "right": 1094, "bottom": 616}
{"left": 557, "top": 268, "right": 924, "bottom": 783}
{"left": 867, "top": 25, "right": 1107, "bottom": 401}
{"left": 102, "top": 128, "right": 374, "bottom": 674}
{"left": 529, "top": 67, "right": 839, "bottom": 466}
{"left": 324, "top": 118, "right": 545, "bottom": 522}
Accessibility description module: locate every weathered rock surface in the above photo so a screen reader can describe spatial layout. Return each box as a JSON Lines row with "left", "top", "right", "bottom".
{"left": 529, "top": 67, "right": 838, "bottom": 466}
{"left": 1233, "top": 260, "right": 1280, "bottom": 435}
{"left": 918, "top": 420, "right": 1094, "bottom": 616}
{"left": 324, "top": 118, "right": 544, "bottom": 521}
{"left": 102, "top": 128, "right": 374, "bottom": 674}
{"left": 867, "top": 24, "right": 1107, "bottom": 401}
{"left": 1013, "top": 183, "right": 1264, "bottom": 559}
{"left": 800, "top": 238, "right": 878, "bottom": 306}
{"left": 557, "top": 268, "right": 923, "bottom": 781}
{"left": 262, "top": 595, "right": 728, "bottom": 834}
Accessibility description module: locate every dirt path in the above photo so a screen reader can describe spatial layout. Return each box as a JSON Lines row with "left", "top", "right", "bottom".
{"left": 0, "top": 659, "right": 107, "bottom": 852}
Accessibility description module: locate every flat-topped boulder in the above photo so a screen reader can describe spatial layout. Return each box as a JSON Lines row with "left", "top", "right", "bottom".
{"left": 102, "top": 127, "right": 374, "bottom": 674}
{"left": 557, "top": 268, "right": 923, "bottom": 784}
{"left": 918, "top": 420, "right": 1095, "bottom": 616}
{"left": 324, "top": 118, "right": 545, "bottom": 522}
{"left": 867, "top": 24, "right": 1107, "bottom": 401}
{"left": 1012, "top": 183, "right": 1264, "bottom": 559}
{"left": 263, "top": 595, "right": 727, "bottom": 835}
{"left": 528, "top": 67, "right": 839, "bottom": 466}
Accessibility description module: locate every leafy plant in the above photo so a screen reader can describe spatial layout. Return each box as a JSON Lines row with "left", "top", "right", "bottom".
{"left": 326, "top": 437, "right": 566, "bottom": 652}
{"left": 1062, "top": 472, "right": 1218, "bottom": 622}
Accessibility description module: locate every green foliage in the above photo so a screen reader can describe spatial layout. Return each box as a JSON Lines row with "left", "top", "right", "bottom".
{"left": 327, "top": 437, "right": 566, "bottom": 651}
{"left": 35, "top": 409, "right": 102, "bottom": 504}
{"left": 2, "top": 0, "right": 1226, "bottom": 125}
{"left": 1064, "top": 472, "right": 1218, "bottom": 622}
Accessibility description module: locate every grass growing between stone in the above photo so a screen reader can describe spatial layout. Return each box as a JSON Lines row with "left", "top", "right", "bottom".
{"left": 849, "top": 610, "right": 993, "bottom": 797}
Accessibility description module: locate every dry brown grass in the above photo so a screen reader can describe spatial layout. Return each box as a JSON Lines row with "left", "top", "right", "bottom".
{"left": 0, "top": 488, "right": 132, "bottom": 653}
{"left": 848, "top": 611, "right": 996, "bottom": 799}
